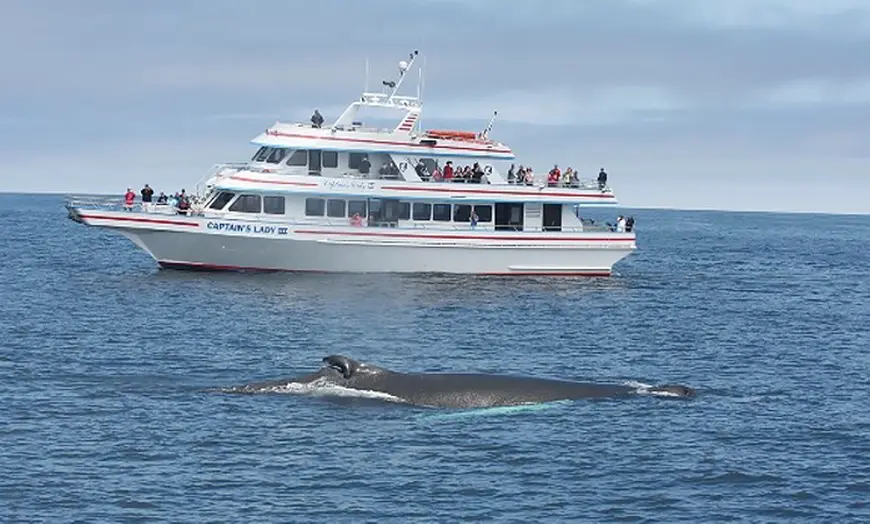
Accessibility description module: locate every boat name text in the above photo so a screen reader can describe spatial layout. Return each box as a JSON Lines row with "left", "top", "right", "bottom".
{"left": 207, "top": 222, "right": 289, "bottom": 235}
{"left": 321, "top": 179, "right": 376, "bottom": 191}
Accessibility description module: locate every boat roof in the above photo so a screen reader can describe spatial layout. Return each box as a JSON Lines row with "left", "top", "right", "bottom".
{"left": 248, "top": 50, "right": 515, "bottom": 160}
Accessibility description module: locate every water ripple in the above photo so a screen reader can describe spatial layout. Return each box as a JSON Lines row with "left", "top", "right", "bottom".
{"left": 1, "top": 196, "right": 868, "bottom": 522}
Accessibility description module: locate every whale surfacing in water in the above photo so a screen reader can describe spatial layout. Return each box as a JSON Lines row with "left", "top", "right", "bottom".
{"left": 224, "top": 355, "right": 695, "bottom": 408}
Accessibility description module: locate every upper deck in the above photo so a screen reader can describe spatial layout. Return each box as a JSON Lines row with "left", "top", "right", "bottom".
{"left": 182, "top": 50, "right": 621, "bottom": 206}
{"left": 250, "top": 121, "right": 515, "bottom": 161}
{"left": 249, "top": 50, "right": 514, "bottom": 168}
{"left": 202, "top": 163, "right": 619, "bottom": 206}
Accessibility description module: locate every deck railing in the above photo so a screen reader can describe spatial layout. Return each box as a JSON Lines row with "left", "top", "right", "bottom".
{"left": 64, "top": 195, "right": 209, "bottom": 217}
{"left": 188, "top": 161, "right": 612, "bottom": 193}
{"left": 194, "top": 163, "right": 250, "bottom": 197}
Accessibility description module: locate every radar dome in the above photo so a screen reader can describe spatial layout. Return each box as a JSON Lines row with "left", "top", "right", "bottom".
{"left": 398, "top": 60, "right": 409, "bottom": 71}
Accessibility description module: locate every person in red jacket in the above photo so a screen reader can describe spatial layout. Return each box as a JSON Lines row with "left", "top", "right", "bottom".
{"left": 548, "top": 165, "right": 561, "bottom": 186}
{"left": 124, "top": 188, "right": 135, "bottom": 211}
{"left": 442, "top": 161, "right": 454, "bottom": 182}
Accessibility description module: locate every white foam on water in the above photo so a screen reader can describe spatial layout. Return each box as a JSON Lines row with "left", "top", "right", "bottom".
{"left": 620, "top": 380, "right": 683, "bottom": 398}
{"left": 640, "top": 389, "right": 684, "bottom": 398}
{"left": 623, "top": 380, "right": 654, "bottom": 390}
{"left": 243, "top": 377, "right": 406, "bottom": 404}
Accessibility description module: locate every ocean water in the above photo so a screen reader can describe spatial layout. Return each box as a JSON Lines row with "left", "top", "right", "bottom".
{"left": 1, "top": 193, "right": 869, "bottom": 523}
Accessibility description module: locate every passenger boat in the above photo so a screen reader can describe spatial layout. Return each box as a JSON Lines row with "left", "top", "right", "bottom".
{"left": 65, "top": 50, "right": 636, "bottom": 276}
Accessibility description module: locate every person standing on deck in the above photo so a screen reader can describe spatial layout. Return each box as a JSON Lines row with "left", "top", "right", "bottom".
{"left": 140, "top": 184, "right": 154, "bottom": 211}
{"left": 548, "top": 165, "right": 561, "bottom": 187}
{"left": 311, "top": 109, "right": 323, "bottom": 127}
{"left": 443, "top": 161, "right": 454, "bottom": 182}
{"left": 598, "top": 168, "right": 608, "bottom": 190}
{"left": 124, "top": 188, "right": 135, "bottom": 211}
{"left": 311, "top": 109, "right": 324, "bottom": 128}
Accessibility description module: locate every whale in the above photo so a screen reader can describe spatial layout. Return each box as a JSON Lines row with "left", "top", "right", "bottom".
{"left": 223, "top": 355, "right": 696, "bottom": 408}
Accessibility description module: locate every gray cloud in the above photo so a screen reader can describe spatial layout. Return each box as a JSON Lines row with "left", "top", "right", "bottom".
{"left": 1, "top": 0, "right": 868, "bottom": 212}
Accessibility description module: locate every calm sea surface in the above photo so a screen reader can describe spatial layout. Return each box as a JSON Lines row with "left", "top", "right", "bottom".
{"left": 1, "top": 193, "right": 868, "bottom": 523}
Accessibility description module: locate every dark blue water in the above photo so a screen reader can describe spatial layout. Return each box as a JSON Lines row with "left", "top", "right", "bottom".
{"left": 2, "top": 193, "right": 868, "bottom": 523}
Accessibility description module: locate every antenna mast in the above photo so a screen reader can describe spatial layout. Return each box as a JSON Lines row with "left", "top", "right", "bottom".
{"left": 364, "top": 56, "right": 369, "bottom": 93}
{"left": 383, "top": 50, "right": 419, "bottom": 102}
{"left": 481, "top": 111, "right": 498, "bottom": 138}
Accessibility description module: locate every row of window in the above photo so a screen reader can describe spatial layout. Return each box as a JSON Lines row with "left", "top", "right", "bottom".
{"left": 207, "top": 191, "right": 495, "bottom": 223}
{"left": 208, "top": 192, "right": 285, "bottom": 214}
{"left": 304, "top": 197, "right": 493, "bottom": 223}
{"left": 305, "top": 198, "right": 367, "bottom": 218}
{"left": 252, "top": 147, "right": 371, "bottom": 170}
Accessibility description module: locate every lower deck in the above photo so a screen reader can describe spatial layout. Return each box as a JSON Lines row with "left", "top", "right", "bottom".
{"left": 66, "top": 194, "right": 636, "bottom": 275}
{"left": 195, "top": 190, "right": 623, "bottom": 234}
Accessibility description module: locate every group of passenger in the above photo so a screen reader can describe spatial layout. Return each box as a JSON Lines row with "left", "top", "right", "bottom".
{"left": 378, "top": 161, "right": 401, "bottom": 178}
{"left": 123, "top": 184, "right": 194, "bottom": 214}
{"left": 613, "top": 215, "right": 635, "bottom": 233}
{"left": 505, "top": 164, "right": 609, "bottom": 190}
{"left": 425, "top": 161, "right": 491, "bottom": 184}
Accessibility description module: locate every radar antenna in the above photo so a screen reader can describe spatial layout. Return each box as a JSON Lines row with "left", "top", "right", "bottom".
{"left": 382, "top": 50, "right": 419, "bottom": 101}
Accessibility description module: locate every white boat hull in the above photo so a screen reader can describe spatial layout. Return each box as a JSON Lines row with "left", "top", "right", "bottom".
{"left": 77, "top": 211, "right": 635, "bottom": 276}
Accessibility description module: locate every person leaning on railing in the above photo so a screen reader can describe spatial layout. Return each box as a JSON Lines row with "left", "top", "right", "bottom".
{"left": 177, "top": 196, "right": 191, "bottom": 215}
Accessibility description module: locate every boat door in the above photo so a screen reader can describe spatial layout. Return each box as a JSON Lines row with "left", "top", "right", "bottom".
{"left": 543, "top": 204, "right": 562, "bottom": 231}
{"left": 368, "top": 198, "right": 401, "bottom": 227}
{"left": 309, "top": 149, "right": 322, "bottom": 175}
{"left": 495, "top": 203, "right": 524, "bottom": 231}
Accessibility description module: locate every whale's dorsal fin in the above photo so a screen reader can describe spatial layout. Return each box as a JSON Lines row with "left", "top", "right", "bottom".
{"left": 322, "top": 355, "right": 359, "bottom": 379}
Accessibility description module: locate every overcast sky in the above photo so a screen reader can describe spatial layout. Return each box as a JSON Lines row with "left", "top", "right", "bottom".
{"left": 1, "top": 0, "right": 868, "bottom": 214}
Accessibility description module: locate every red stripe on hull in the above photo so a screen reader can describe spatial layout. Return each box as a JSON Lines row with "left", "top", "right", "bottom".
{"left": 159, "top": 261, "right": 298, "bottom": 272}
{"left": 294, "top": 229, "right": 634, "bottom": 242}
{"left": 265, "top": 130, "right": 513, "bottom": 155}
{"left": 229, "top": 175, "right": 318, "bottom": 187}
{"left": 158, "top": 260, "right": 611, "bottom": 277}
{"left": 482, "top": 271, "right": 611, "bottom": 277}
{"left": 79, "top": 214, "right": 200, "bottom": 227}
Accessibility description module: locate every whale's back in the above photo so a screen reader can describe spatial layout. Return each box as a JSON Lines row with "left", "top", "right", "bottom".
{"left": 363, "top": 372, "right": 632, "bottom": 408}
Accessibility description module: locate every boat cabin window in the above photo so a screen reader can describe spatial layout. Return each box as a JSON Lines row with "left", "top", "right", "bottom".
{"left": 229, "top": 194, "right": 262, "bottom": 213}
{"left": 420, "top": 158, "right": 438, "bottom": 175}
{"left": 266, "top": 148, "right": 287, "bottom": 164}
{"left": 322, "top": 151, "right": 339, "bottom": 169}
{"left": 474, "top": 205, "right": 493, "bottom": 222}
{"left": 453, "top": 204, "right": 472, "bottom": 222}
{"left": 327, "top": 199, "right": 346, "bottom": 218}
{"left": 432, "top": 204, "right": 451, "bottom": 222}
{"left": 348, "top": 152, "right": 367, "bottom": 170}
{"left": 263, "top": 196, "right": 285, "bottom": 215}
{"left": 251, "top": 147, "right": 268, "bottom": 162}
{"left": 208, "top": 192, "right": 236, "bottom": 210}
{"left": 412, "top": 203, "right": 431, "bottom": 221}
{"left": 398, "top": 202, "right": 411, "bottom": 220}
{"left": 348, "top": 199, "right": 367, "bottom": 217}
{"left": 254, "top": 147, "right": 271, "bottom": 162}
{"left": 287, "top": 150, "right": 307, "bottom": 166}
{"left": 305, "top": 197, "right": 325, "bottom": 216}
